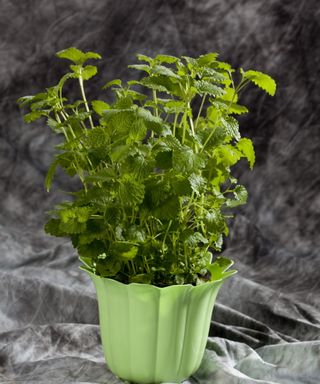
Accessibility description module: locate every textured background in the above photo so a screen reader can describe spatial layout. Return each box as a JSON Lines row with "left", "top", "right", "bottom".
{"left": 0, "top": 0, "right": 319, "bottom": 383}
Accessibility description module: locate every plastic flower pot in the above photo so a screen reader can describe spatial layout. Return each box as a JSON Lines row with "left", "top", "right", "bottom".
{"left": 87, "top": 270, "right": 225, "bottom": 384}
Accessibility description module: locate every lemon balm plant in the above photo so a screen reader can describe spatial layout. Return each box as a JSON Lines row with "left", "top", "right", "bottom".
{"left": 19, "top": 47, "right": 276, "bottom": 383}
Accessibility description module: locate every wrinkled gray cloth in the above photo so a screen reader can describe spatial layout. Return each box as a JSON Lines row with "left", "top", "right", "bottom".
{"left": 0, "top": 0, "right": 319, "bottom": 383}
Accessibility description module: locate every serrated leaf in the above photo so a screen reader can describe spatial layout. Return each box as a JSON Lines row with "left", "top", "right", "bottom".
{"left": 128, "top": 64, "right": 150, "bottom": 73}
{"left": 91, "top": 100, "right": 110, "bottom": 115}
{"left": 85, "top": 167, "right": 116, "bottom": 183}
{"left": 163, "top": 100, "right": 185, "bottom": 114}
{"left": 152, "top": 65, "right": 180, "bottom": 79}
{"left": 111, "top": 242, "right": 138, "bottom": 260}
{"left": 207, "top": 257, "right": 237, "bottom": 282}
{"left": 84, "top": 51, "right": 102, "bottom": 61}
{"left": 78, "top": 240, "right": 106, "bottom": 259}
{"left": 155, "top": 150, "right": 172, "bottom": 170}
{"left": 102, "top": 79, "right": 122, "bottom": 89}
{"left": 57, "top": 47, "right": 85, "bottom": 63}
{"left": 237, "top": 138, "right": 255, "bottom": 169}
{"left": 185, "top": 232, "right": 208, "bottom": 246}
{"left": 155, "top": 54, "right": 179, "bottom": 64}
{"left": 173, "top": 147, "right": 206, "bottom": 174}
{"left": 194, "top": 80, "right": 225, "bottom": 96}
{"left": 109, "top": 144, "right": 131, "bottom": 163}
{"left": 197, "top": 52, "right": 219, "bottom": 66}
{"left": 243, "top": 70, "right": 276, "bottom": 96}
{"left": 137, "top": 76, "right": 182, "bottom": 97}
{"left": 45, "top": 159, "right": 59, "bottom": 192}
{"left": 82, "top": 65, "right": 97, "bottom": 80}
{"left": 225, "top": 185, "right": 248, "bottom": 207}
{"left": 103, "top": 108, "right": 134, "bottom": 133}
{"left": 153, "top": 195, "right": 180, "bottom": 219}
{"left": 23, "top": 111, "right": 44, "bottom": 123}
{"left": 57, "top": 47, "right": 101, "bottom": 65}
{"left": 44, "top": 218, "right": 65, "bottom": 237}
{"left": 118, "top": 175, "right": 145, "bottom": 205}
{"left": 221, "top": 116, "right": 240, "bottom": 141}
{"left": 215, "top": 144, "right": 242, "bottom": 167}
{"left": 204, "top": 210, "right": 226, "bottom": 234}
{"left": 229, "top": 103, "right": 249, "bottom": 115}
{"left": 136, "top": 54, "right": 154, "bottom": 64}
{"left": 171, "top": 177, "right": 192, "bottom": 196}
{"left": 188, "top": 173, "right": 206, "bottom": 195}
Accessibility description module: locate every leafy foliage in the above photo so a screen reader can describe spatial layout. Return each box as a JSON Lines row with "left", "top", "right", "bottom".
{"left": 19, "top": 47, "right": 276, "bottom": 286}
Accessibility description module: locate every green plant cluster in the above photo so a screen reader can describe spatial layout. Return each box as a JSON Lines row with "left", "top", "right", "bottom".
{"left": 19, "top": 47, "right": 276, "bottom": 286}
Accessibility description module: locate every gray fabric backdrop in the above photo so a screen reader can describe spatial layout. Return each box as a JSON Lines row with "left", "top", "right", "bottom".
{"left": 0, "top": 0, "right": 319, "bottom": 383}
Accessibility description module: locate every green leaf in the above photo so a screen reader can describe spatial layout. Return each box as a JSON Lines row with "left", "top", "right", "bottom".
{"left": 85, "top": 167, "right": 116, "bottom": 183}
{"left": 136, "top": 54, "right": 154, "bottom": 64}
{"left": 118, "top": 175, "right": 145, "bottom": 205}
{"left": 162, "top": 100, "right": 185, "bottom": 114}
{"left": 109, "top": 144, "right": 131, "bottom": 163}
{"left": 204, "top": 210, "right": 227, "bottom": 234}
{"left": 155, "top": 54, "right": 179, "bottom": 64}
{"left": 44, "top": 218, "right": 65, "bottom": 237}
{"left": 243, "top": 69, "right": 276, "bottom": 96}
{"left": 215, "top": 144, "right": 242, "bottom": 167}
{"left": 197, "top": 52, "right": 219, "bottom": 66}
{"left": 130, "top": 274, "right": 152, "bottom": 284}
{"left": 185, "top": 232, "right": 208, "bottom": 246}
{"left": 220, "top": 116, "right": 240, "bottom": 141}
{"left": 171, "top": 177, "right": 192, "bottom": 196}
{"left": 225, "top": 185, "right": 248, "bottom": 207}
{"left": 155, "top": 150, "right": 172, "bottom": 170}
{"left": 153, "top": 195, "right": 180, "bottom": 220}
{"left": 237, "top": 138, "right": 255, "bottom": 169}
{"left": 82, "top": 65, "right": 98, "bottom": 80}
{"left": 102, "top": 79, "right": 122, "bottom": 89}
{"left": 188, "top": 173, "right": 206, "bottom": 195}
{"left": 78, "top": 240, "right": 106, "bottom": 259}
{"left": 229, "top": 103, "right": 249, "bottom": 115}
{"left": 128, "top": 64, "right": 150, "bottom": 73}
{"left": 103, "top": 108, "right": 135, "bottom": 134}
{"left": 136, "top": 107, "right": 163, "bottom": 132}
{"left": 57, "top": 47, "right": 85, "bottom": 63}
{"left": 45, "top": 159, "right": 59, "bottom": 192}
{"left": 152, "top": 65, "right": 180, "bottom": 79}
{"left": 83, "top": 51, "right": 102, "bottom": 61}
{"left": 92, "top": 100, "right": 110, "bottom": 115}
{"left": 111, "top": 242, "right": 138, "bottom": 260}
{"left": 194, "top": 80, "right": 225, "bottom": 97}
{"left": 207, "top": 257, "right": 237, "bottom": 282}
{"left": 57, "top": 47, "right": 101, "bottom": 65}
{"left": 173, "top": 147, "right": 206, "bottom": 174}
{"left": 23, "top": 111, "right": 44, "bottom": 123}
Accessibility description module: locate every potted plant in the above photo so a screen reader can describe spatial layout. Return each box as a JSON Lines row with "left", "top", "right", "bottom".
{"left": 18, "top": 47, "right": 276, "bottom": 383}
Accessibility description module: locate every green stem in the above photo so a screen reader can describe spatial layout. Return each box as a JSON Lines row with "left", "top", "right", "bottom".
{"left": 188, "top": 102, "right": 195, "bottom": 136}
{"left": 79, "top": 70, "right": 94, "bottom": 129}
{"left": 195, "top": 94, "right": 207, "bottom": 130}
{"left": 162, "top": 220, "right": 172, "bottom": 254}
{"left": 173, "top": 113, "right": 178, "bottom": 136}
{"left": 153, "top": 90, "right": 159, "bottom": 117}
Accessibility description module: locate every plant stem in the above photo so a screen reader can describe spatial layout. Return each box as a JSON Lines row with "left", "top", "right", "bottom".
{"left": 153, "top": 90, "right": 159, "bottom": 117}
{"left": 79, "top": 70, "right": 94, "bottom": 129}
{"left": 173, "top": 113, "right": 178, "bottom": 136}
{"left": 188, "top": 102, "right": 195, "bottom": 136}
{"left": 195, "top": 94, "right": 207, "bottom": 130}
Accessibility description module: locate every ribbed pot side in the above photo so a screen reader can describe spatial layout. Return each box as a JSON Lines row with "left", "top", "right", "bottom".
{"left": 88, "top": 272, "right": 223, "bottom": 384}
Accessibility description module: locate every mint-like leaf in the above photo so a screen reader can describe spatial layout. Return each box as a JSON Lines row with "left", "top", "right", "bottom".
{"left": 243, "top": 69, "right": 276, "bottom": 96}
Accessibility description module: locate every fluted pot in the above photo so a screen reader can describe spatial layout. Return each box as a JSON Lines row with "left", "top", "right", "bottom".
{"left": 87, "top": 271, "right": 224, "bottom": 384}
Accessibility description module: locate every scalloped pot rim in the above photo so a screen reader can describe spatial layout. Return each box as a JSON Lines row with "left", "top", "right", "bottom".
{"left": 82, "top": 267, "right": 228, "bottom": 291}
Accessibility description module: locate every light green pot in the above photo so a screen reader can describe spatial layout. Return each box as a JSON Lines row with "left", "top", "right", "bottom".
{"left": 88, "top": 271, "right": 224, "bottom": 384}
